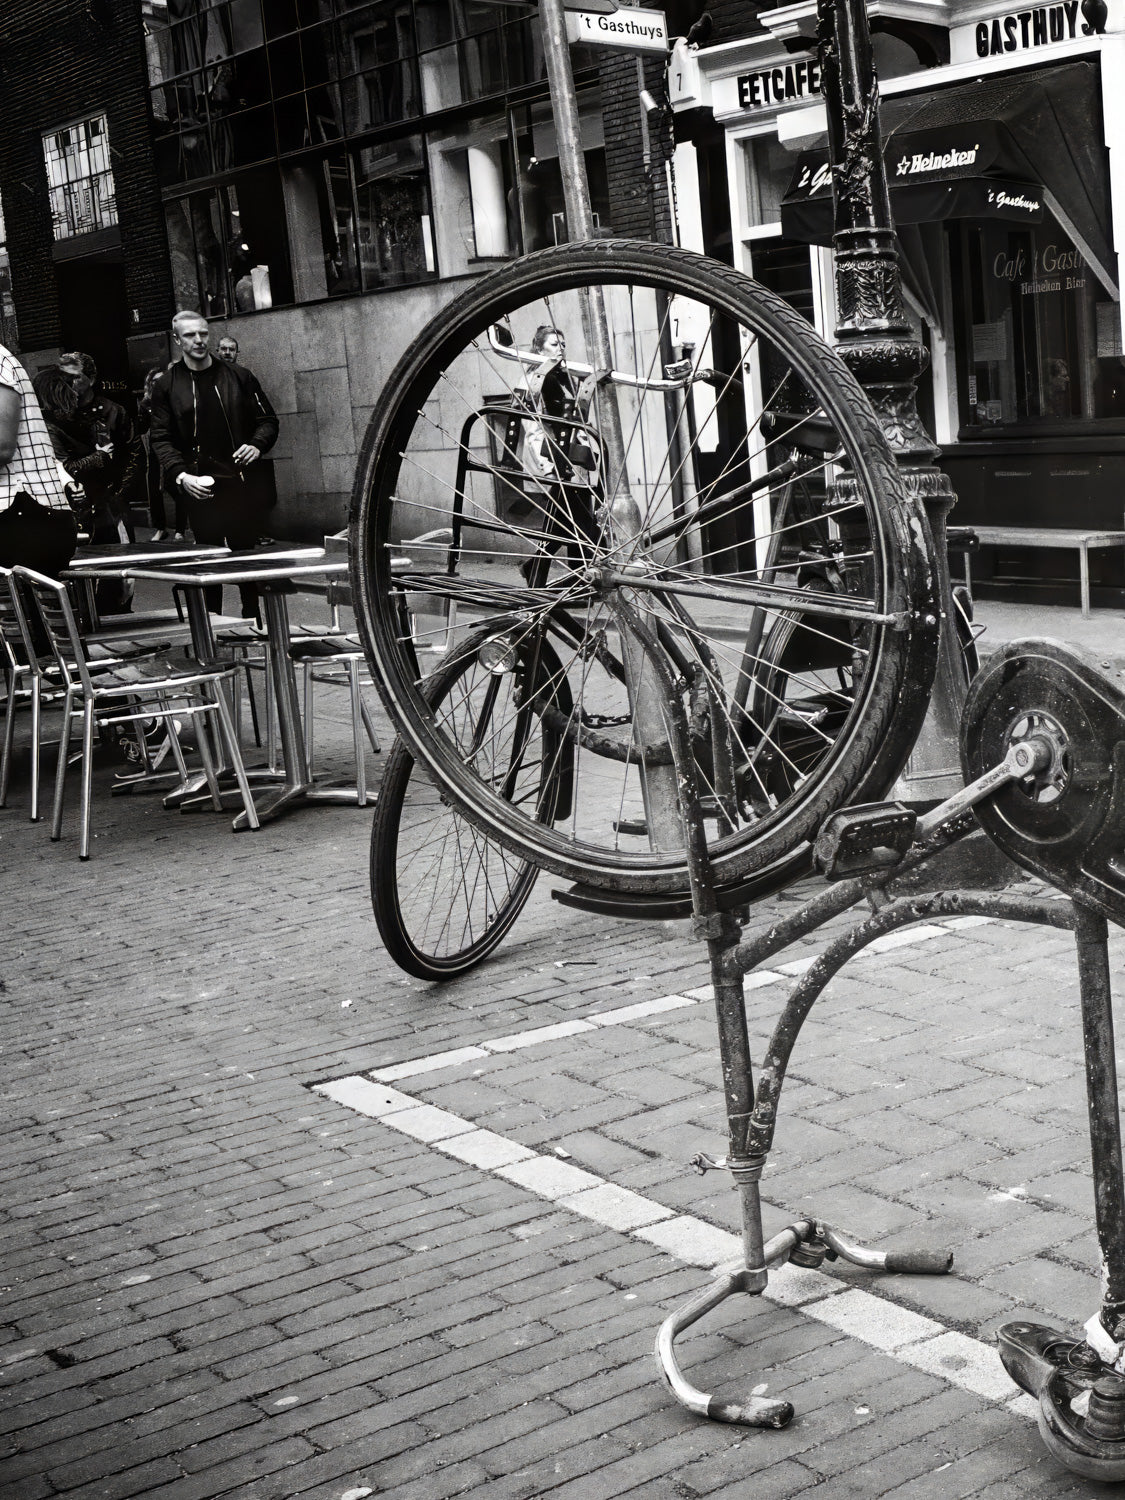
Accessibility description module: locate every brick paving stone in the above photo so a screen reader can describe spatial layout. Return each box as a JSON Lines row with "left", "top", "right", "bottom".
{"left": 6, "top": 635, "right": 1125, "bottom": 1500}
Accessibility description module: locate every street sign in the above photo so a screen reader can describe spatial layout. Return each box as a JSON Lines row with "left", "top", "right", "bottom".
{"left": 565, "top": 4, "right": 669, "bottom": 50}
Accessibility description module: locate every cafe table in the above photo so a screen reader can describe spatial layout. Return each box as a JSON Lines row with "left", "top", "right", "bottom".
{"left": 65, "top": 540, "right": 234, "bottom": 632}
{"left": 122, "top": 547, "right": 356, "bottom": 828}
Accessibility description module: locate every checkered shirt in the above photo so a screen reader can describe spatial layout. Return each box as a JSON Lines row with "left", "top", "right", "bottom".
{"left": 0, "top": 345, "right": 70, "bottom": 513}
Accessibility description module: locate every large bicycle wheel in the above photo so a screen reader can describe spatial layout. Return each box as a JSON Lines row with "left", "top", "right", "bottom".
{"left": 352, "top": 240, "right": 939, "bottom": 895}
{"left": 370, "top": 628, "right": 567, "bottom": 979}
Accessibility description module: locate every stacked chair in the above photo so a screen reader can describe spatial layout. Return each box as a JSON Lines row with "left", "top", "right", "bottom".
{"left": 10, "top": 567, "right": 260, "bottom": 858}
{"left": 287, "top": 578, "right": 380, "bottom": 805}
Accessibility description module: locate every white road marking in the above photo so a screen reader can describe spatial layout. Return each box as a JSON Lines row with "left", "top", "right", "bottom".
{"left": 314, "top": 1047, "right": 1029, "bottom": 1419}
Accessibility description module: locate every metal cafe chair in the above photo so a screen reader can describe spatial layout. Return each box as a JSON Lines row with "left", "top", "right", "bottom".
{"left": 286, "top": 579, "right": 381, "bottom": 806}
{"left": 0, "top": 568, "right": 44, "bottom": 818}
{"left": 2, "top": 567, "right": 179, "bottom": 822}
{"left": 13, "top": 567, "right": 261, "bottom": 858}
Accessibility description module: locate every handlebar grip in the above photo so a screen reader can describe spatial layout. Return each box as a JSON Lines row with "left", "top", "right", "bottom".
{"left": 883, "top": 1249, "right": 954, "bottom": 1275}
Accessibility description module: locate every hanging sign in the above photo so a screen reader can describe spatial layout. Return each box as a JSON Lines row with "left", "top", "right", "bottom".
{"left": 566, "top": 5, "right": 670, "bottom": 51}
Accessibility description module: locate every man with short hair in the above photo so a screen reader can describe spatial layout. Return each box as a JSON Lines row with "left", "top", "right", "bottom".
{"left": 149, "top": 311, "right": 279, "bottom": 620}
{"left": 216, "top": 334, "right": 239, "bottom": 365}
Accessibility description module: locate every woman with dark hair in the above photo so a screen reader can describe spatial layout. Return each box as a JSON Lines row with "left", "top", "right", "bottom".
{"left": 35, "top": 360, "right": 133, "bottom": 610}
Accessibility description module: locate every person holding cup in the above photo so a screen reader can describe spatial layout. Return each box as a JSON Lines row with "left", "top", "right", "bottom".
{"left": 149, "top": 310, "right": 279, "bottom": 621}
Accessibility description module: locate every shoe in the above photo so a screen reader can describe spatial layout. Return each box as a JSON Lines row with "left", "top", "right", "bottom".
{"left": 151, "top": 530, "right": 169, "bottom": 542}
{"left": 173, "top": 532, "right": 186, "bottom": 541}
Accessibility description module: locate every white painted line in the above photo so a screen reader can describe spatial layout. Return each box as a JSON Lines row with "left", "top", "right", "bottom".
{"left": 313, "top": 1077, "right": 416, "bottom": 1118}
{"left": 1008, "top": 1392, "right": 1040, "bottom": 1420}
{"left": 483, "top": 1019, "right": 596, "bottom": 1052}
{"left": 901, "top": 1330, "right": 1022, "bottom": 1402}
{"left": 560, "top": 1182, "right": 676, "bottom": 1232}
{"left": 497, "top": 1156, "right": 603, "bottom": 1198}
{"left": 744, "top": 971, "right": 785, "bottom": 991}
{"left": 942, "top": 915, "right": 994, "bottom": 930}
{"left": 590, "top": 995, "right": 695, "bottom": 1025}
{"left": 387, "top": 1104, "right": 478, "bottom": 1144}
{"left": 762, "top": 1261, "right": 846, "bottom": 1307}
{"left": 318, "top": 1074, "right": 1034, "bottom": 1423}
{"left": 777, "top": 956, "right": 818, "bottom": 976}
{"left": 861, "top": 924, "right": 947, "bottom": 956}
{"left": 432, "top": 1129, "right": 536, "bottom": 1170}
{"left": 685, "top": 971, "right": 783, "bottom": 1002}
{"left": 804, "top": 1288, "right": 945, "bottom": 1350}
{"left": 634, "top": 1215, "right": 743, "bottom": 1268}
{"left": 373, "top": 1046, "right": 489, "bottom": 1081}
{"left": 360, "top": 915, "right": 974, "bottom": 1088}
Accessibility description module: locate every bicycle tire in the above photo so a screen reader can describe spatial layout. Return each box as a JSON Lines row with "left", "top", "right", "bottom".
{"left": 370, "top": 628, "right": 566, "bottom": 979}
{"left": 351, "top": 240, "right": 939, "bottom": 894}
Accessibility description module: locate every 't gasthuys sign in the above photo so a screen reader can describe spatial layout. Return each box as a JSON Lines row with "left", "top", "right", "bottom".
{"left": 566, "top": 5, "right": 669, "bottom": 51}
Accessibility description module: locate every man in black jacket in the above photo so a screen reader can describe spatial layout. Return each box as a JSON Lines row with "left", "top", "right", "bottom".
{"left": 150, "top": 311, "right": 279, "bottom": 620}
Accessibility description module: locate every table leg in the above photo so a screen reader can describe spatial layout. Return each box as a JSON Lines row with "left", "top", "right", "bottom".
{"left": 161, "top": 585, "right": 282, "bottom": 811}
{"left": 230, "top": 588, "right": 363, "bottom": 828}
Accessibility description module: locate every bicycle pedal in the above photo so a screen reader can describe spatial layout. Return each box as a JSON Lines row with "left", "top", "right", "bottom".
{"left": 614, "top": 818, "right": 648, "bottom": 837}
{"left": 813, "top": 801, "right": 917, "bottom": 880}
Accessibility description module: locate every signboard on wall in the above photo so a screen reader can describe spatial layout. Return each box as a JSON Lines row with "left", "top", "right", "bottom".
{"left": 950, "top": 0, "right": 1115, "bottom": 62}
{"left": 736, "top": 58, "right": 822, "bottom": 111}
{"left": 566, "top": 6, "right": 669, "bottom": 51}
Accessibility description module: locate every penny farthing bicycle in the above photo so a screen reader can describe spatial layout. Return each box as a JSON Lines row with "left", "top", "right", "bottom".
{"left": 351, "top": 241, "right": 941, "bottom": 979}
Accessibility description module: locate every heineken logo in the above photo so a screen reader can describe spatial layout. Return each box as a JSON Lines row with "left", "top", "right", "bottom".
{"left": 896, "top": 146, "right": 979, "bottom": 176}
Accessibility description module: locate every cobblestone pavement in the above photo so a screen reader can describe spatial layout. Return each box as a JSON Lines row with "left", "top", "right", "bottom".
{"left": 3, "top": 595, "right": 1125, "bottom": 1499}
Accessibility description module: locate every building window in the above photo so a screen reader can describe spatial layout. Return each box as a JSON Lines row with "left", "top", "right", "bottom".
{"left": 146, "top": 0, "right": 602, "bottom": 308}
{"left": 952, "top": 217, "right": 1124, "bottom": 432}
{"left": 42, "top": 115, "right": 118, "bottom": 240}
{"left": 164, "top": 167, "right": 294, "bottom": 319}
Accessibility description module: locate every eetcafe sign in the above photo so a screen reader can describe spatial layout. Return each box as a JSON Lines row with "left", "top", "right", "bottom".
{"left": 737, "top": 57, "right": 822, "bottom": 111}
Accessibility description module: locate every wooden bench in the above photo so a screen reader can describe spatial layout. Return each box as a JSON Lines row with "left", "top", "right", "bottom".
{"left": 963, "top": 527, "right": 1125, "bottom": 618}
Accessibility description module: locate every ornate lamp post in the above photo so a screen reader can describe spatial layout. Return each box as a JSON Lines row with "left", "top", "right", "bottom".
{"left": 817, "top": 0, "right": 965, "bottom": 806}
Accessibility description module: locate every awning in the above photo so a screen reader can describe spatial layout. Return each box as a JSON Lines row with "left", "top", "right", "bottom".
{"left": 779, "top": 60, "right": 1115, "bottom": 297}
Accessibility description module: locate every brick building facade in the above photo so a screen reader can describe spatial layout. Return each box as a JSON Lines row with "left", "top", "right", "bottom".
{"left": 0, "top": 0, "right": 172, "bottom": 397}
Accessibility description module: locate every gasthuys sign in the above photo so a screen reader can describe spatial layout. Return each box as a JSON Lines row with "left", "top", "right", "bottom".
{"left": 566, "top": 6, "right": 669, "bottom": 51}
{"left": 972, "top": 0, "right": 1107, "bottom": 55}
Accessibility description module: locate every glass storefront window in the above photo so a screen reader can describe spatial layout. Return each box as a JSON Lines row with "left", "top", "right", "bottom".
{"left": 337, "top": 3, "right": 423, "bottom": 130}
{"left": 953, "top": 217, "right": 1122, "bottom": 430}
{"left": 147, "top": 0, "right": 538, "bottom": 175}
{"left": 149, "top": 0, "right": 588, "bottom": 307}
{"left": 354, "top": 137, "right": 435, "bottom": 288}
{"left": 743, "top": 136, "right": 797, "bottom": 230}
{"left": 164, "top": 168, "right": 293, "bottom": 317}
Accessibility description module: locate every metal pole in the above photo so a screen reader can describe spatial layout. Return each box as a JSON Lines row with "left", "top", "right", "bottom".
{"left": 539, "top": 0, "right": 683, "bottom": 847}
{"left": 1074, "top": 902, "right": 1125, "bottom": 1331}
{"left": 817, "top": 0, "right": 964, "bottom": 806}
